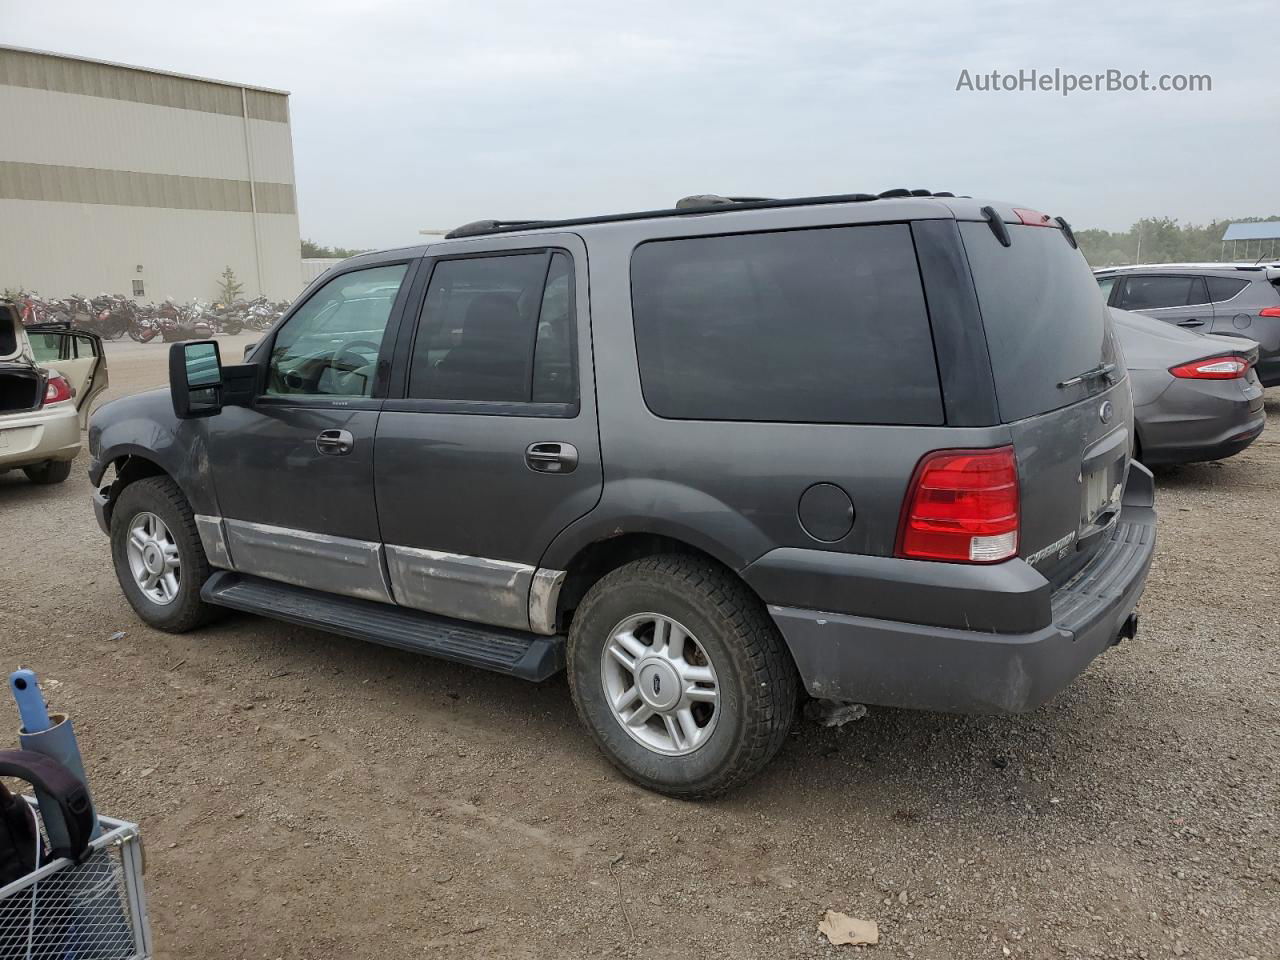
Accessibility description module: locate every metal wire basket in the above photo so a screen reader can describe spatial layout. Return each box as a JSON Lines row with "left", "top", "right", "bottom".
{"left": 0, "top": 798, "right": 151, "bottom": 960}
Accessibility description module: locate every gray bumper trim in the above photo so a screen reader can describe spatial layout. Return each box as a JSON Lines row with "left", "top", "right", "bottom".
{"left": 771, "top": 503, "right": 1156, "bottom": 715}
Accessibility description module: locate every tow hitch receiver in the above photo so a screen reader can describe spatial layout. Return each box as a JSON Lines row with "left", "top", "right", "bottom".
{"left": 1113, "top": 613, "right": 1139, "bottom": 645}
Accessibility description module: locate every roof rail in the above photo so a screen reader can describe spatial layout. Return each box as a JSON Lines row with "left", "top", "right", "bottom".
{"left": 442, "top": 189, "right": 963, "bottom": 240}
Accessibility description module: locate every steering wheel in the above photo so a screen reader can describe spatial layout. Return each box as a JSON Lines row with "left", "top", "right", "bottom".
{"left": 331, "top": 339, "right": 382, "bottom": 374}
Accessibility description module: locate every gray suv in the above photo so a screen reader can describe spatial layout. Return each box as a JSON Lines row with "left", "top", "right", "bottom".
{"left": 88, "top": 191, "right": 1157, "bottom": 797}
{"left": 1094, "top": 262, "right": 1280, "bottom": 386}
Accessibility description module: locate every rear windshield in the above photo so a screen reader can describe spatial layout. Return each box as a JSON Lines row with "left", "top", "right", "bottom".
{"left": 630, "top": 224, "right": 943, "bottom": 425}
{"left": 960, "top": 222, "right": 1118, "bottom": 421}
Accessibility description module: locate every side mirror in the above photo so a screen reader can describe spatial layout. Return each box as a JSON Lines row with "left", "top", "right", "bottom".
{"left": 169, "top": 341, "right": 223, "bottom": 418}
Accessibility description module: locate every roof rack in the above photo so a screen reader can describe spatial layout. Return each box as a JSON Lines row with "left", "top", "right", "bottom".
{"left": 442, "top": 189, "right": 961, "bottom": 240}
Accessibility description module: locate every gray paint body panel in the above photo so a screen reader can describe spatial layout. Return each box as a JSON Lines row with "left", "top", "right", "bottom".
{"left": 1111, "top": 308, "right": 1266, "bottom": 464}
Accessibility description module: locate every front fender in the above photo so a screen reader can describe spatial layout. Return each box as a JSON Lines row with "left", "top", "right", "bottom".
{"left": 87, "top": 389, "right": 219, "bottom": 516}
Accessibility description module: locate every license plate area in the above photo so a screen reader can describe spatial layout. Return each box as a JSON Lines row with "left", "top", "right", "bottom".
{"left": 1082, "top": 457, "right": 1124, "bottom": 527}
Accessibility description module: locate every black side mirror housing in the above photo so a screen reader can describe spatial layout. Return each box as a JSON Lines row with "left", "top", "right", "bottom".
{"left": 169, "top": 341, "right": 224, "bottom": 419}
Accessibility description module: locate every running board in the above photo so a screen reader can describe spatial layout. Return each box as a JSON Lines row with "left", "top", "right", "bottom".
{"left": 201, "top": 572, "right": 564, "bottom": 681}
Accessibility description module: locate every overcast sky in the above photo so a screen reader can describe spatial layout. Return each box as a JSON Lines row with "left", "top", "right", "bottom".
{"left": 5, "top": 0, "right": 1276, "bottom": 249}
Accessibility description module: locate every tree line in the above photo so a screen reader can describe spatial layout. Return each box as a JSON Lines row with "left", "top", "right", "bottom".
{"left": 1077, "top": 215, "right": 1280, "bottom": 267}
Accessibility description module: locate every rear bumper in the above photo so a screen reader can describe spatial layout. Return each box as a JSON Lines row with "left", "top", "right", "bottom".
{"left": 765, "top": 466, "right": 1157, "bottom": 714}
{"left": 1136, "top": 378, "right": 1266, "bottom": 466}
{"left": 0, "top": 404, "right": 81, "bottom": 470}
{"left": 1142, "top": 417, "right": 1264, "bottom": 466}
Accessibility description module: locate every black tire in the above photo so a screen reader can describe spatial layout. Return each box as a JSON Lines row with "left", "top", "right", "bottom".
{"left": 567, "top": 554, "right": 798, "bottom": 799}
{"left": 23, "top": 460, "right": 72, "bottom": 485}
{"left": 222, "top": 317, "right": 244, "bottom": 336}
{"left": 109, "top": 476, "right": 222, "bottom": 632}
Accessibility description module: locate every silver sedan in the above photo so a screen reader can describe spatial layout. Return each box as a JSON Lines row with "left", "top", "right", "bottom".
{"left": 1113, "top": 307, "right": 1266, "bottom": 466}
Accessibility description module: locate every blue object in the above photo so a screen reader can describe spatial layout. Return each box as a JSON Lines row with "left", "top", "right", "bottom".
{"left": 10, "top": 669, "right": 100, "bottom": 839}
{"left": 10, "top": 669, "right": 52, "bottom": 734}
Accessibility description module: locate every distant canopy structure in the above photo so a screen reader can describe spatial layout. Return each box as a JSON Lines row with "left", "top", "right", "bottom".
{"left": 1222, "top": 222, "right": 1280, "bottom": 262}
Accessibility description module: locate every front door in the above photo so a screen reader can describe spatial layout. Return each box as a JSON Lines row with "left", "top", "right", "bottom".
{"left": 204, "top": 260, "right": 416, "bottom": 601}
{"left": 374, "top": 235, "right": 602, "bottom": 632}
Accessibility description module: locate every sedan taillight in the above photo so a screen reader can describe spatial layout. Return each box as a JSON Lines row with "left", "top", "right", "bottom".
{"left": 1168, "top": 356, "right": 1249, "bottom": 380}
{"left": 44, "top": 375, "right": 73, "bottom": 405}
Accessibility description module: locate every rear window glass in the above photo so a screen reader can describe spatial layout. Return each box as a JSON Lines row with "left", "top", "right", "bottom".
{"left": 630, "top": 225, "right": 943, "bottom": 425}
{"left": 1206, "top": 276, "right": 1250, "bottom": 303}
{"left": 960, "top": 222, "right": 1118, "bottom": 422}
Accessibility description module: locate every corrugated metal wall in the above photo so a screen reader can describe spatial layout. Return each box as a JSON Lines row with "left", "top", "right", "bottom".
{"left": 0, "top": 47, "right": 301, "bottom": 302}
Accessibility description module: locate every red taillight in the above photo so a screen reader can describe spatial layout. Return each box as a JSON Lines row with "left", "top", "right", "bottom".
{"left": 44, "top": 375, "right": 73, "bottom": 405}
{"left": 1012, "top": 208, "right": 1054, "bottom": 227}
{"left": 896, "top": 446, "right": 1020, "bottom": 564}
{"left": 1259, "top": 306, "right": 1280, "bottom": 318}
{"left": 1168, "top": 355, "right": 1248, "bottom": 380}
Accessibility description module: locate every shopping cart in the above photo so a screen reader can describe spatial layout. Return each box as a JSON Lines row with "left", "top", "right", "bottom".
{"left": 0, "top": 799, "right": 151, "bottom": 959}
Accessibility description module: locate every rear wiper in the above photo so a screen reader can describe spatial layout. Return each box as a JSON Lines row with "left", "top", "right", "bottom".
{"left": 1057, "top": 362, "right": 1116, "bottom": 389}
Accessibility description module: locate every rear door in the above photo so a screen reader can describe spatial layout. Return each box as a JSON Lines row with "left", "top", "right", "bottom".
{"left": 1116, "top": 274, "right": 1212, "bottom": 330}
{"left": 26, "top": 328, "right": 108, "bottom": 425}
{"left": 374, "top": 234, "right": 602, "bottom": 632}
{"left": 959, "top": 219, "right": 1131, "bottom": 588}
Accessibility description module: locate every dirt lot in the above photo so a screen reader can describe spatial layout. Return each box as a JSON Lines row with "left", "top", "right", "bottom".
{"left": 0, "top": 336, "right": 1276, "bottom": 960}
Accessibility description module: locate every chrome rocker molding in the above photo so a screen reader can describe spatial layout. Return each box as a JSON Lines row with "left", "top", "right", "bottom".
{"left": 222, "top": 519, "right": 393, "bottom": 604}
{"left": 194, "top": 515, "right": 233, "bottom": 570}
{"left": 201, "top": 516, "right": 566, "bottom": 635}
{"left": 385, "top": 545, "right": 533, "bottom": 632}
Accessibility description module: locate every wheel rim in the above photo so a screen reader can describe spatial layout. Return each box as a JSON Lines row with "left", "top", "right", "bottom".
{"left": 125, "top": 512, "right": 181, "bottom": 606}
{"left": 601, "top": 613, "right": 720, "bottom": 757}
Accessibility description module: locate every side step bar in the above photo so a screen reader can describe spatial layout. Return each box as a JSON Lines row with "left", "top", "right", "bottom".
{"left": 201, "top": 572, "right": 565, "bottom": 682}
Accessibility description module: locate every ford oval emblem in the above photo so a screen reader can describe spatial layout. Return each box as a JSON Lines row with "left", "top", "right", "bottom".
{"left": 1099, "top": 400, "right": 1114, "bottom": 424}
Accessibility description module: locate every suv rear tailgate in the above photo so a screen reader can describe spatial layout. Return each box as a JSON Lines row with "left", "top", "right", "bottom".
{"left": 959, "top": 217, "right": 1132, "bottom": 588}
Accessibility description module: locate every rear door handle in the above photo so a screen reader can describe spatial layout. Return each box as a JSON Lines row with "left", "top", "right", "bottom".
{"left": 525, "top": 442, "right": 578, "bottom": 473}
{"left": 316, "top": 428, "right": 354, "bottom": 456}
{"left": 1177, "top": 318, "right": 1205, "bottom": 327}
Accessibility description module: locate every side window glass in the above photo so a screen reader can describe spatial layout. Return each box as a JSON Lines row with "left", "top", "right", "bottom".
{"left": 1186, "top": 277, "right": 1210, "bottom": 307}
{"left": 532, "top": 253, "right": 576, "bottom": 403}
{"left": 28, "top": 334, "right": 61, "bottom": 362}
{"left": 1118, "top": 275, "right": 1193, "bottom": 310}
{"left": 409, "top": 252, "right": 577, "bottom": 405}
{"left": 1096, "top": 276, "right": 1117, "bottom": 304}
{"left": 1206, "top": 276, "right": 1249, "bottom": 303}
{"left": 266, "top": 264, "right": 407, "bottom": 397}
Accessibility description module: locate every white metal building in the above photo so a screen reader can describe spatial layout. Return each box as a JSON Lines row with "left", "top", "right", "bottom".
{"left": 0, "top": 45, "right": 301, "bottom": 303}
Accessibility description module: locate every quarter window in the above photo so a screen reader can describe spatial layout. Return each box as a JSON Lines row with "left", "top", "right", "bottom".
{"left": 1206, "top": 276, "right": 1250, "bottom": 303}
{"left": 265, "top": 263, "right": 408, "bottom": 398}
{"left": 630, "top": 225, "right": 942, "bottom": 424}
{"left": 409, "top": 251, "right": 577, "bottom": 405}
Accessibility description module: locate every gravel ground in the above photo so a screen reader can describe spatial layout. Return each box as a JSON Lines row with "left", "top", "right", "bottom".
{"left": 0, "top": 336, "right": 1276, "bottom": 960}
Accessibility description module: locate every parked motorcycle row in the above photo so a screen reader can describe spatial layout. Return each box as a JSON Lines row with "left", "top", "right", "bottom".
{"left": 11, "top": 291, "right": 289, "bottom": 342}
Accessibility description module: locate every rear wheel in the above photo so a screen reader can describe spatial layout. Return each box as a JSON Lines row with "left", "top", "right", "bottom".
{"left": 567, "top": 554, "right": 797, "bottom": 798}
{"left": 110, "top": 476, "right": 221, "bottom": 632}
{"left": 23, "top": 460, "right": 72, "bottom": 485}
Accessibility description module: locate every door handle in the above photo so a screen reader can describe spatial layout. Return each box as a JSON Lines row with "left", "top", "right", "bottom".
{"left": 1177, "top": 318, "right": 1205, "bottom": 327}
{"left": 316, "top": 428, "right": 354, "bottom": 456}
{"left": 525, "top": 442, "right": 578, "bottom": 473}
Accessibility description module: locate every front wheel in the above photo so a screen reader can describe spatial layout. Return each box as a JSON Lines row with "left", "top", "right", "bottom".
{"left": 109, "top": 476, "right": 221, "bottom": 632}
{"left": 567, "top": 555, "right": 797, "bottom": 799}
